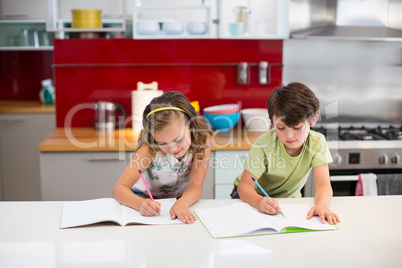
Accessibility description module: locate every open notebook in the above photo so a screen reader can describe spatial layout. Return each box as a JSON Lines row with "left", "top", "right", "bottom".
{"left": 60, "top": 198, "right": 183, "bottom": 228}
{"left": 194, "top": 202, "right": 338, "bottom": 239}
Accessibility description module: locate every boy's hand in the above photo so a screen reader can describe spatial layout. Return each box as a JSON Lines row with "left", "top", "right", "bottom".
{"left": 256, "top": 196, "right": 282, "bottom": 215}
{"left": 170, "top": 201, "right": 197, "bottom": 224}
{"left": 139, "top": 199, "right": 161, "bottom": 216}
{"left": 307, "top": 205, "right": 340, "bottom": 225}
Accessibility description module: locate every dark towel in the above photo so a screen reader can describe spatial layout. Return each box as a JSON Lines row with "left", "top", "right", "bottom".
{"left": 377, "top": 174, "right": 402, "bottom": 195}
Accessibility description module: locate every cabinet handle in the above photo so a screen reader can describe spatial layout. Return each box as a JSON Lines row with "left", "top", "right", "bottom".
{"left": 0, "top": 118, "right": 26, "bottom": 123}
{"left": 86, "top": 156, "right": 125, "bottom": 161}
{"left": 3, "top": 14, "right": 29, "bottom": 19}
{"left": 330, "top": 175, "right": 358, "bottom": 182}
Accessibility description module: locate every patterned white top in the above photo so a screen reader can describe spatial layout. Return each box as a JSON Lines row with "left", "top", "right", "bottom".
{"left": 133, "top": 151, "right": 194, "bottom": 198}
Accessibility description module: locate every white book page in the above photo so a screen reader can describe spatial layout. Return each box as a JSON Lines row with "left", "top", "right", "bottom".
{"left": 121, "top": 198, "right": 183, "bottom": 225}
{"left": 259, "top": 204, "right": 337, "bottom": 232}
{"left": 60, "top": 198, "right": 122, "bottom": 228}
{"left": 195, "top": 202, "right": 338, "bottom": 238}
{"left": 195, "top": 202, "right": 278, "bottom": 238}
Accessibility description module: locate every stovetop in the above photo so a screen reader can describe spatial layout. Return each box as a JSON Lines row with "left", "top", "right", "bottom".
{"left": 311, "top": 124, "right": 402, "bottom": 170}
{"left": 312, "top": 125, "right": 402, "bottom": 141}
{"left": 310, "top": 117, "right": 402, "bottom": 169}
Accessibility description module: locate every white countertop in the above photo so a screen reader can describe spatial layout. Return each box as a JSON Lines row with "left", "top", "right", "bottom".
{"left": 1, "top": 196, "right": 401, "bottom": 268}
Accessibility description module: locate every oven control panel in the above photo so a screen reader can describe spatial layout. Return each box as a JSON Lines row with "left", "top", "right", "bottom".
{"left": 329, "top": 148, "right": 402, "bottom": 170}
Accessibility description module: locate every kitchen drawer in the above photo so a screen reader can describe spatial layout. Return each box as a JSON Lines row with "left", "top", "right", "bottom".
{"left": 40, "top": 151, "right": 128, "bottom": 201}
{"left": 214, "top": 150, "right": 248, "bottom": 184}
{"left": 0, "top": 113, "right": 55, "bottom": 201}
{"left": 213, "top": 150, "right": 247, "bottom": 199}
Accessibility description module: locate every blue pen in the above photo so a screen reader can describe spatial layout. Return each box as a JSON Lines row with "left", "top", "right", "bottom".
{"left": 251, "top": 176, "right": 285, "bottom": 218}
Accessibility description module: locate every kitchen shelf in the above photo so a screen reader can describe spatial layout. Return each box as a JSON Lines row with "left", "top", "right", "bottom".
{"left": 0, "top": 46, "right": 53, "bottom": 51}
{"left": 0, "top": 19, "right": 55, "bottom": 50}
{"left": 53, "top": 19, "right": 126, "bottom": 32}
{"left": 132, "top": 3, "right": 215, "bottom": 39}
{"left": 135, "top": 5, "right": 211, "bottom": 10}
{"left": 132, "top": 0, "right": 289, "bottom": 40}
{"left": 46, "top": 0, "right": 126, "bottom": 33}
{"left": 218, "top": 0, "right": 289, "bottom": 40}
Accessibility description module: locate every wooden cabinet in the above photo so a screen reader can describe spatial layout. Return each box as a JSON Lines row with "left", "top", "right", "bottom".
{"left": 0, "top": 113, "right": 55, "bottom": 200}
{"left": 40, "top": 151, "right": 129, "bottom": 201}
{"left": 213, "top": 150, "right": 247, "bottom": 199}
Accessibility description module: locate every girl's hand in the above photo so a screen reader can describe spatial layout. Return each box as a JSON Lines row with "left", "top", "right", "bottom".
{"left": 307, "top": 205, "right": 340, "bottom": 225}
{"left": 256, "top": 196, "right": 282, "bottom": 215}
{"left": 139, "top": 199, "right": 161, "bottom": 216}
{"left": 170, "top": 201, "right": 197, "bottom": 224}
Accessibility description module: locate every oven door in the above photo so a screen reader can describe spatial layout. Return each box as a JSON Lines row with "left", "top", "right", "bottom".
{"left": 303, "top": 169, "right": 402, "bottom": 197}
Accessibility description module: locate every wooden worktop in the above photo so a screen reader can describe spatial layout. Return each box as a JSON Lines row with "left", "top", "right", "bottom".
{"left": 0, "top": 101, "right": 55, "bottom": 114}
{"left": 38, "top": 127, "right": 263, "bottom": 152}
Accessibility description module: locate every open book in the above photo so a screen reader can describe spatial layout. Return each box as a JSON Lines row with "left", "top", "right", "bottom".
{"left": 60, "top": 198, "right": 183, "bottom": 228}
{"left": 194, "top": 202, "right": 338, "bottom": 239}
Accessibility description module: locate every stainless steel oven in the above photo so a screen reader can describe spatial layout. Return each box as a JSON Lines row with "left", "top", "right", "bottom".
{"left": 303, "top": 123, "right": 402, "bottom": 197}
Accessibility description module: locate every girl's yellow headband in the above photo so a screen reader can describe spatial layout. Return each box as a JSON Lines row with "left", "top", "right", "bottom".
{"left": 146, "top": 107, "right": 188, "bottom": 119}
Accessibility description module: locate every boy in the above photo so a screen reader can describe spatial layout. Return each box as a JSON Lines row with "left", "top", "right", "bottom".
{"left": 232, "top": 82, "right": 340, "bottom": 225}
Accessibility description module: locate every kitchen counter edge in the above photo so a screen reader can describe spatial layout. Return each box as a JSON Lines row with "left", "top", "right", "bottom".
{"left": 0, "top": 101, "right": 55, "bottom": 114}
{"left": 38, "top": 127, "right": 264, "bottom": 152}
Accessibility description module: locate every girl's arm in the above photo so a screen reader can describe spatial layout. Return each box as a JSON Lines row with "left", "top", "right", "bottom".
{"left": 170, "top": 136, "right": 211, "bottom": 224}
{"left": 307, "top": 164, "right": 340, "bottom": 224}
{"left": 112, "top": 145, "right": 161, "bottom": 216}
{"left": 237, "top": 169, "right": 282, "bottom": 215}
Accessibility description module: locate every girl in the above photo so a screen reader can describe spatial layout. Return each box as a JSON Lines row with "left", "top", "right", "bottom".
{"left": 113, "top": 91, "right": 213, "bottom": 224}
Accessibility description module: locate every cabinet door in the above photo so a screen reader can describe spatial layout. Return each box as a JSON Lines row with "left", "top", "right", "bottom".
{"left": 40, "top": 151, "right": 128, "bottom": 201}
{"left": 0, "top": 113, "right": 55, "bottom": 200}
{"left": 1, "top": 0, "right": 47, "bottom": 19}
{"left": 218, "top": 0, "right": 289, "bottom": 39}
{"left": 214, "top": 150, "right": 248, "bottom": 199}
{"left": 201, "top": 150, "right": 214, "bottom": 199}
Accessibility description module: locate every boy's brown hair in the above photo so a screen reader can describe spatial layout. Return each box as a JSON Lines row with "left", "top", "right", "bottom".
{"left": 267, "top": 82, "right": 319, "bottom": 127}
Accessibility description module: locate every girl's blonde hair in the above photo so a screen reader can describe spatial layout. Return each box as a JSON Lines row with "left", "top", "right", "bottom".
{"left": 137, "top": 91, "right": 213, "bottom": 160}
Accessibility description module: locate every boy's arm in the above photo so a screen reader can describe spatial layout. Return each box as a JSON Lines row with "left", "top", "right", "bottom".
{"left": 238, "top": 169, "right": 282, "bottom": 215}
{"left": 307, "top": 164, "right": 340, "bottom": 224}
{"left": 313, "top": 164, "right": 333, "bottom": 208}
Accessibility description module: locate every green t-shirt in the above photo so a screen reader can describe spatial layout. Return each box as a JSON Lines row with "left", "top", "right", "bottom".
{"left": 234, "top": 129, "right": 333, "bottom": 198}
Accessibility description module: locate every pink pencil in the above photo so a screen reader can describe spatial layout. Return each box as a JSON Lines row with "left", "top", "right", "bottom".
{"left": 138, "top": 169, "right": 154, "bottom": 201}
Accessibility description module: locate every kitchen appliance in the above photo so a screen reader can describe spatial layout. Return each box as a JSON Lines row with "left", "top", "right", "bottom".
{"left": 289, "top": 0, "right": 402, "bottom": 41}
{"left": 93, "top": 101, "right": 126, "bottom": 131}
{"left": 305, "top": 121, "right": 402, "bottom": 196}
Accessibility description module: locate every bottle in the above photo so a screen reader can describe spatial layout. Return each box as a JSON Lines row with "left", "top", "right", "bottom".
{"left": 39, "top": 79, "right": 55, "bottom": 104}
